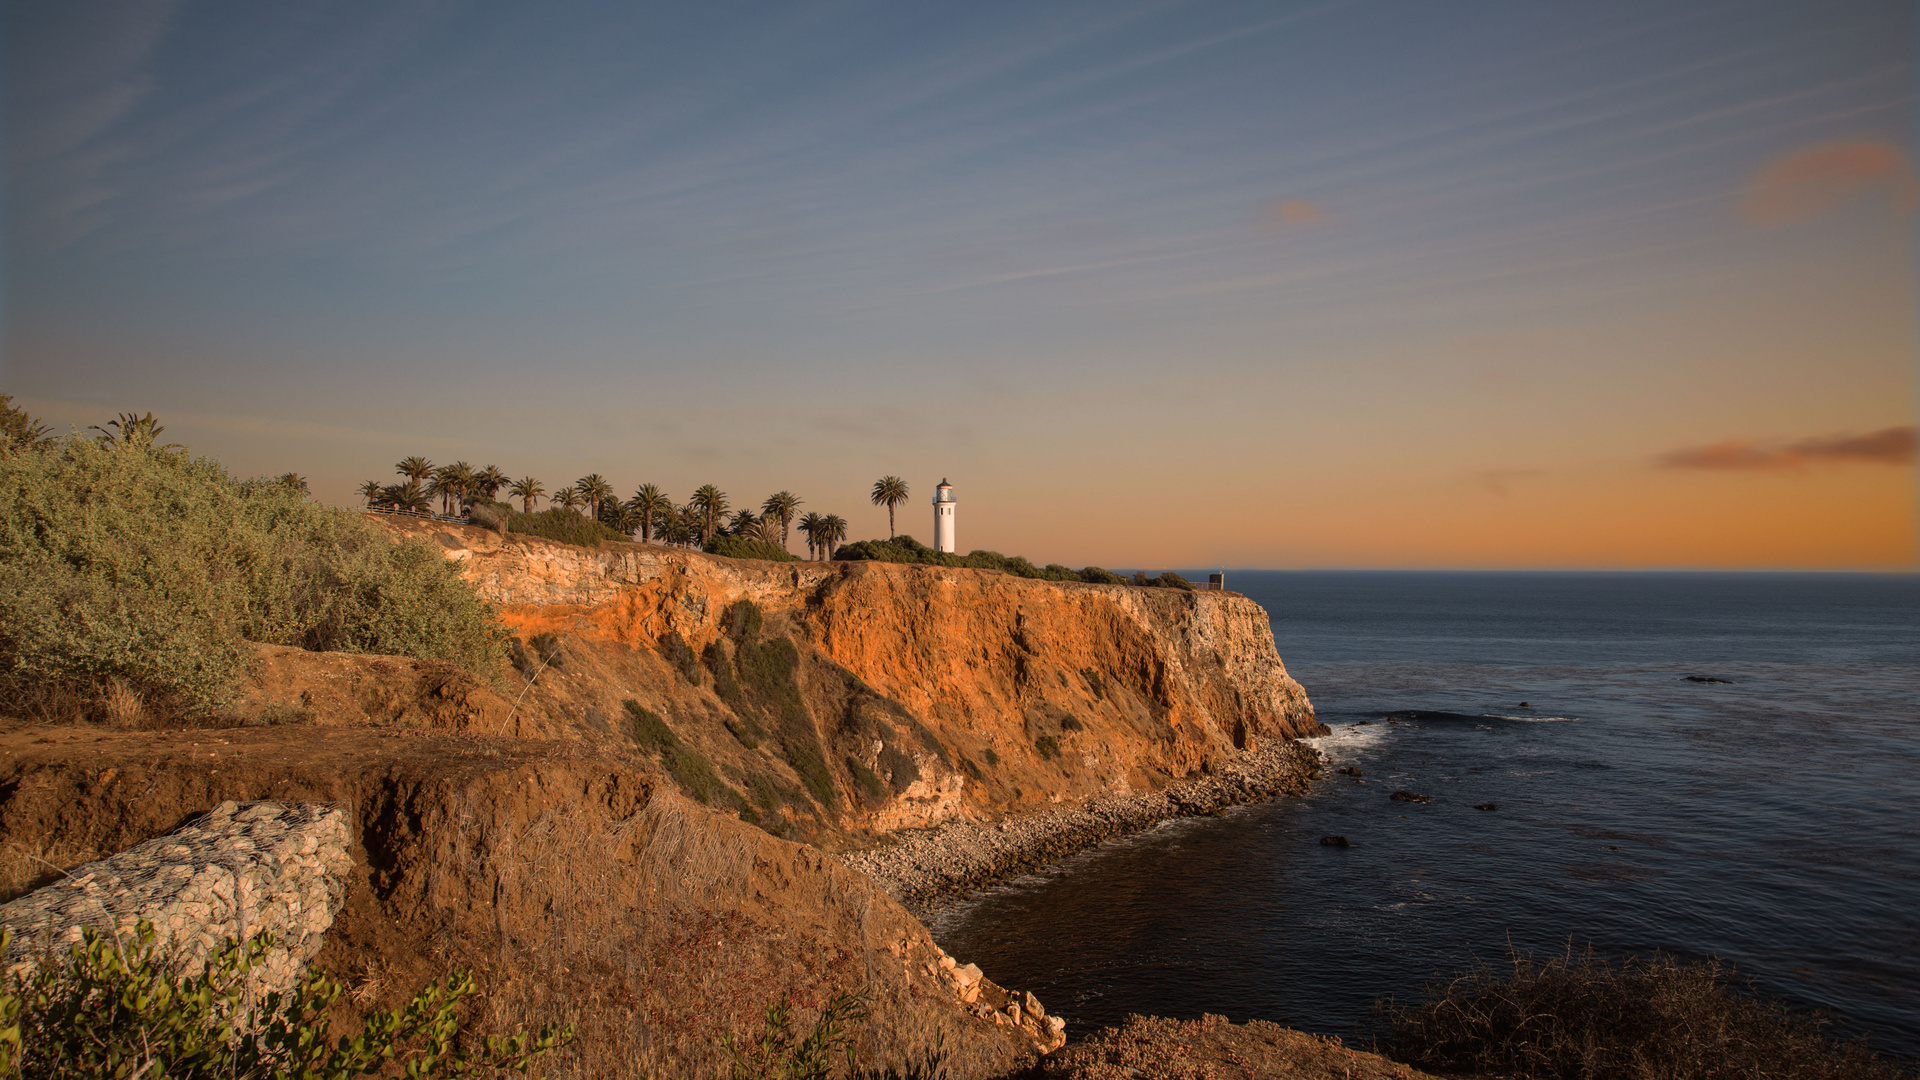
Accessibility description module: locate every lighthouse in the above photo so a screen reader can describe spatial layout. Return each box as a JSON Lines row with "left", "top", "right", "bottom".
{"left": 932, "top": 479, "right": 957, "bottom": 553}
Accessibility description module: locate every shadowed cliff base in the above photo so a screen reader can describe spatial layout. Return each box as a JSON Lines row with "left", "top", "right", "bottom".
{"left": 845, "top": 741, "right": 1320, "bottom": 912}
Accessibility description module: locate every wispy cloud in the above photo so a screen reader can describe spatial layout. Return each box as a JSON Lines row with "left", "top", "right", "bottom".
{"left": 1657, "top": 426, "right": 1917, "bottom": 471}
{"left": 1262, "top": 198, "right": 1329, "bottom": 229}
{"left": 1738, "top": 141, "right": 1920, "bottom": 227}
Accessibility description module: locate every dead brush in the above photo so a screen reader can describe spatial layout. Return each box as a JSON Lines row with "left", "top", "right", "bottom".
{"left": 99, "top": 678, "right": 148, "bottom": 729}
{"left": 1384, "top": 947, "right": 1909, "bottom": 1080}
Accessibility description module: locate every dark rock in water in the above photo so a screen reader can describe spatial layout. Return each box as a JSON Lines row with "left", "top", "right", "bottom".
{"left": 1320, "top": 835, "right": 1351, "bottom": 847}
{"left": 1683, "top": 675, "right": 1733, "bottom": 684}
{"left": 1390, "top": 790, "right": 1431, "bottom": 804}
{"left": 1338, "top": 766, "right": 1364, "bottom": 777}
{"left": 1355, "top": 720, "right": 1372, "bottom": 726}
{"left": 1517, "top": 701, "right": 1531, "bottom": 708}
{"left": 1475, "top": 803, "right": 1498, "bottom": 811}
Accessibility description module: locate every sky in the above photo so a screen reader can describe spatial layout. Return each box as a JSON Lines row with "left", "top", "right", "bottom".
{"left": 3, "top": 0, "right": 1914, "bottom": 569}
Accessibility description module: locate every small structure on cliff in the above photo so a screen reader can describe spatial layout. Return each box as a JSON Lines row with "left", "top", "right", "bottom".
{"left": 933, "top": 478, "right": 957, "bottom": 553}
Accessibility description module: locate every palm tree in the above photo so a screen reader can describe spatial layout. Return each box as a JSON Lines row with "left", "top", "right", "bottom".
{"left": 726, "top": 509, "right": 759, "bottom": 536}
{"left": 384, "top": 480, "right": 431, "bottom": 513}
{"left": 659, "top": 505, "right": 698, "bottom": 547}
{"left": 870, "top": 476, "right": 909, "bottom": 539}
{"left": 627, "top": 484, "right": 670, "bottom": 543}
{"left": 576, "top": 474, "right": 614, "bottom": 521}
{"left": 358, "top": 480, "right": 385, "bottom": 507}
{"left": 396, "top": 456, "right": 433, "bottom": 483}
{"left": 91, "top": 412, "right": 174, "bottom": 451}
{"left": 797, "top": 512, "right": 826, "bottom": 560}
{"left": 430, "top": 462, "right": 475, "bottom": 516}
{"left": 820, "top": 513, "right": 849, "bottom": 559}
{"left": 690, "top": 485, "right": 728, "bottom": 544}
{"left": 473, "top": 464, "right": 508, "bottom": 500}
{"left": 508, "top": 476, "right": 545, "bottom": 514}
{"left": 761, "top": 491, "right": 802, "bottom": 551}
{"left": 555, "top": 485, "right": 584, "bottom": 515}
{"left": 277, "top": 473, "right": 309, "bottom": 495}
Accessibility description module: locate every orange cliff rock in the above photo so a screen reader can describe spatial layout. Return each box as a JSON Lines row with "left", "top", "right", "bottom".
{"left": 375, "top": 521, "right": 1323, "bottom": 839}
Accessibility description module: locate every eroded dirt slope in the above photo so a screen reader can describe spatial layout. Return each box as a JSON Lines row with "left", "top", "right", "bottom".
{"left": 0, "top": 723, "right": 1057, "bottom": 1077}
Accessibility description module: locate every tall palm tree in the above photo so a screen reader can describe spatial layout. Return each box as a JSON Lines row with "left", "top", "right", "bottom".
{"left": 761, "top": 491, "right": 802, "bottom": 551}
{"left": 820, "top": 513, "right": 849, "bottom": 559}
{"left": 554, "top": 485, "right": 584, "bottom": 515}
{"left": 473, "top": 464, "right": 508, "bottom": 500}
{"left": 870, "top": 476, "right": 909, "bottom": 539}
{"left": 358, "top": 480, "right": 385, "bottom": 507}
{"left": 797, "top": 512, "right": 826, "bottom": 560}
{"left": 627, "top": 484, "right": 670, "bottom": 543}
{"left": 508, "top": 476, "right": 545, "bottom": 514}
{"left": 727, "top": 509, "right": 759, "bottom": 536}
{"left": 396, "top": 456, "right": 433, "bottom": 483}
{"left": 690, "top": 485, "right": 728, "bottom": 544}
{"left": 430, "top": 462, "right": 475, "bottom": 516}
{"left": 575, "top": 474, "right": 614, "bottom": 521}
{"left": 277, "top": 473, "right": 309, "bottom": 495}
{"left": 659, "top": 505, "right": 698, "bottom": 547}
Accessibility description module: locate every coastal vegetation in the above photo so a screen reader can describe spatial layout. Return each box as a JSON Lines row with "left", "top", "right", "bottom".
{"left": 1385, "top": 949, "right": 1907, "bottom": 1080}
{"left": 832, "top": 533, "right": 1196, "bottom": 590}
{"left": 0, "top": 924, "right": 570, "bottom": 1080}
{"left": 0, "top": 405, "right": 506, "bottom": 721}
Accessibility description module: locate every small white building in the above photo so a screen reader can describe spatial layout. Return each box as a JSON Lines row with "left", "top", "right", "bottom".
{"left": 932, "top": 478, "right": 956, "bottom": 553}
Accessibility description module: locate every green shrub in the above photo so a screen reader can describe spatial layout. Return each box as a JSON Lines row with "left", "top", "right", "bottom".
{"left": 0, "top": 435, "right": 507, "bottom": 714}
{"left": 508, "top": 508, "right": 626, "bottom": 547}
{"left": 847, "top": 757, "right": 888, "bottom": 805}
{"left": 657, "top": 631, "right": 701, "bottom": 685}
{"left": 1035, "top": 735, "right": 1061, "bottom": 760}
{"left": 725, "top": 601, "right": 836, "bottom": 808}
{"left": 1386, "top": 949, "right": 1905, "bottom": 1080}
{"left": 0, "top": 923, "right": 568, "bottom": 1080}
{"left": 466, "top": 500, "right": 510, "bottom": 533}
{"left": 705, "top": 535, "right": 798, "bottom": 562}
{"left": 624, "top": 699, "right": 679, "bottom": 750}
{"left": 705, "top": 640, "right": 744, "bottom": 702}
{"left": 721, "top": 988, "right": 949, "bottom": 1080}
{"left": 1157, "top": 572, "right": 1195, "bottom": 591}
{"left": 1079, "top": 566, "right": 1125, "bottom": 585}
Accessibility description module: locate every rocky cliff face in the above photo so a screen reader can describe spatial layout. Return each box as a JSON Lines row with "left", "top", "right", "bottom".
{"left": 380, "top": 522, "right": 1322, "bottom": 838}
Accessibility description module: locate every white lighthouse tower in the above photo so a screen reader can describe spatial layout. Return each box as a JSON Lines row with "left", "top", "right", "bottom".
{"left": 932, "top": 479, "right": 957, "bottom": 553}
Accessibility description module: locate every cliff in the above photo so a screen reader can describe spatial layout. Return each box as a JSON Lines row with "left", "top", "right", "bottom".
{"left": 368, "top": 521, "right": 1322, "bottom": 840}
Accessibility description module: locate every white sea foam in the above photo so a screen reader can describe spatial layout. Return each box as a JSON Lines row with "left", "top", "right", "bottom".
{"left": 1303, "top": 722, "right": 1386, "bottom": 763}
{"left": 1488, "top": 713, "right": 1578, "bottom": 722}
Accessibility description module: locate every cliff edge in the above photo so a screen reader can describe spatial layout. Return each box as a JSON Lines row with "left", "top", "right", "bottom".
{"left": 374, "top": 521, "right": 1323, "bottom": 839}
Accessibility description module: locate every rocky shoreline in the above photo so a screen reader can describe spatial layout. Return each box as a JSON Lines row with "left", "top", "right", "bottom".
{"left": 842, "top": 740, "right": 1322, "bottom": 911}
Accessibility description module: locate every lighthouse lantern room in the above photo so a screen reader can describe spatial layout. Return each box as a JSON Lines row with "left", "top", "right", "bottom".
{"left": 932, "top": 479, "right": 957, "bottom": 553}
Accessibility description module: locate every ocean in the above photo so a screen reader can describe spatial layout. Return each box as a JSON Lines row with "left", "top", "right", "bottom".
{"left": 930, "top": 572, "right": 1920, "bottom": 1059}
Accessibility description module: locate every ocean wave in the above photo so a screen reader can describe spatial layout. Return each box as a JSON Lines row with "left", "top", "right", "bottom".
{"left": 1488, "top": 713, "right": 1579, "bottom": 723}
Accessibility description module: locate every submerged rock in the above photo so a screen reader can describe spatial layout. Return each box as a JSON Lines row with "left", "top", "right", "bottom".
{"left": 1390, "top": 790, "right": 1432, "bottom": 804}
{"left": 1320, "top": 835, "right": 1351, "bottom": 848}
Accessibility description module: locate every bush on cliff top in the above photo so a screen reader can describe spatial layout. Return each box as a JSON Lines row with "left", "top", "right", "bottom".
{"left": 0, "top": 429, "right": 509, "bottom": 716}
{"left": 834, "top": 535, "right": 1118, "bottom": 584}
{"left": 705, "top": 534, "right": 799, "bottom": 562}
{"left": 508, "top": 507, "right": 627, "bottom": 547}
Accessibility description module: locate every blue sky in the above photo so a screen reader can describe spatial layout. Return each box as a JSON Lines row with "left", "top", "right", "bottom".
{"left": 4, "top": 0, "right": 1914, "bottom": 566}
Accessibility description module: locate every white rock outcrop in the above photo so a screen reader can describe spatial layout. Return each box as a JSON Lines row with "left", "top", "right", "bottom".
{"left": 0, "top": 800, "right": 354, "bottom": 993}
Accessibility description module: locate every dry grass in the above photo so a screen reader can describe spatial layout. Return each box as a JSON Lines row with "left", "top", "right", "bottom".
{"left": 1385, "top": 949, "right": 1910, "bottom": 1080}
{"left": 100, "top": 678, "right": 148, "bottom": 729}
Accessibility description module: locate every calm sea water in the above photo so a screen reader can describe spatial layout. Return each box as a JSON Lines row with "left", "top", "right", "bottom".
{"left": 931, "top": 573, "right": 1920, "bottom": 1059}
